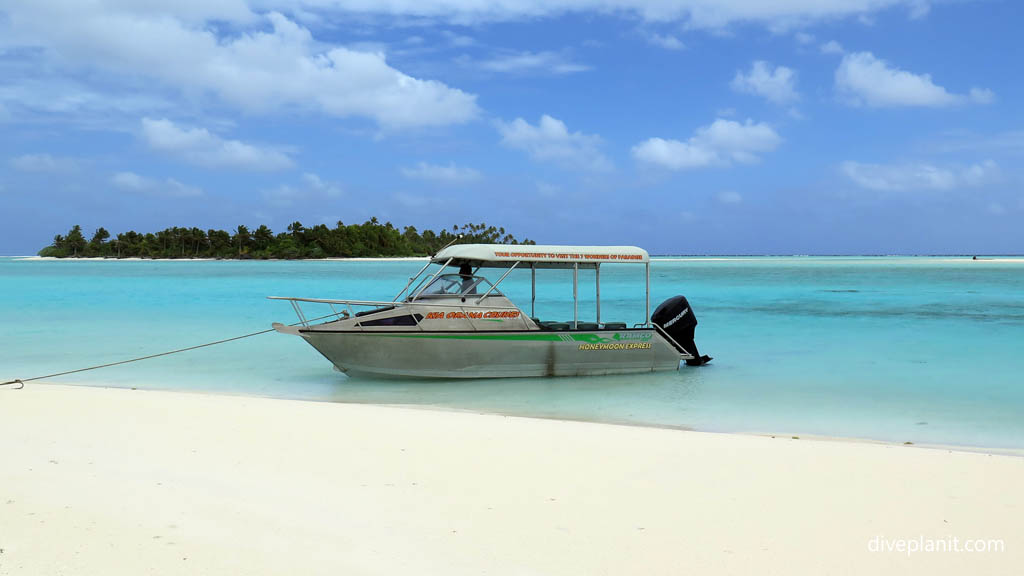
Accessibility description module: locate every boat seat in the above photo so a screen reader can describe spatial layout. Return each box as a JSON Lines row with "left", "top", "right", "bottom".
{"left": 545, "top": 322, "right": 570, "bottom": 331}
{"left": 574, "top": 322, "right": 599, "bottom": 330}
{"left": 602, "top": 322, "right": 627, "bottom": 330}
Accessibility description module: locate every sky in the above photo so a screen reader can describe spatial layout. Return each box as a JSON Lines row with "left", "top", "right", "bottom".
{"left": 1, "top": 0, "right": 1021, "bottom": 255}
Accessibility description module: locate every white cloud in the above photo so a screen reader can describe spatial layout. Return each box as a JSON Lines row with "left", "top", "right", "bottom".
{"left": 301, "top": 172, "right": 344, "bottom": 196}
{"left": 646, "top": 33, "right": 685, "bottom": 50}
{"left": 243, "top": 1, "right": 930, "bottom": 29}
{"left": 140, "top": 118, "right": 294, "bottom": 171}
{"left": 475, "top": 51, "right": 591, "bottom": 75}
{"left": 820, "top": 40, "right": 844, "bottom": 54}
{"left": 841, "top": 159, "right": 998, "bottom": 191}
{"left": 632, "top": 118, "right": 782, "bottom": 170}
{"left": 110, "top": 171, "right": 149, "bottom": 191}
{"left": 968, "top": 87, "right": 995, "bottom": 105}
{"left": 401, "top": 161, "right": 481, "bottom": 183}
{"left": 835, "top": 51, "right": 993, "bottom": 107}
{"left": 110, "top": 171, "right": 203, "bottom": 197}
{"left": 263, "top": 172, "right": 343, "bottom": 206}
{"left": 794, "top": 32, "right": 815, "bottom": 44}
{"left": 9, "top": 153, "right": 78, "bottom": 172}
{"left": 3, "top": 8, "right": 479, "bottom": 129}
{"left": 924, "top": 131, "right": 1024, "bottom": 156}
{"left": 497, "top": 115, "right": 611, "bottom": 171}
{"left": 731, "top": 61, "right": 799, "bottom": 104}
{"left": 0, "top": 68, "right": 175, "bottom": 128}
{"left": 959, "top": 159, "right": 1000, "bottom": 187}
{"left": 633, "top": 138, "right": 716, "bottom": 170}
{"left": 717, "top": 190, "right": 743, "bottom": 204}
{"left": 908, "top": 0, "right": 931, "bottom": 19}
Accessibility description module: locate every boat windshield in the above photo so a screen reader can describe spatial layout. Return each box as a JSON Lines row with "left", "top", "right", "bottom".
{"left": 413, "top": 274, "right": 500, "bottom": 299}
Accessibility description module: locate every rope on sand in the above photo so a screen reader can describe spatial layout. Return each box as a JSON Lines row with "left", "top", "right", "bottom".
{"left": 0, "top": 312, "right": 340, "bottom": 389}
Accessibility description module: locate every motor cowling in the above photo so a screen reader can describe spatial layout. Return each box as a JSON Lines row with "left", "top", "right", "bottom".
{"left": 652, "top": 295, "right": 711, "bottom": 366}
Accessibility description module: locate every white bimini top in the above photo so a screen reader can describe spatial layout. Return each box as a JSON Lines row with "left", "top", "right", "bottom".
{"left": 432, "top": 244, "right": 650, "bottom": 269}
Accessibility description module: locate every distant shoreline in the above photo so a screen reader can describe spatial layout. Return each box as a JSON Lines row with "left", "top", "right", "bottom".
{"left": 9, "top": 255, "right": 1024, "bottom": 262}
{"left": 11, "top": 256, "right": 431, "bottom": 262}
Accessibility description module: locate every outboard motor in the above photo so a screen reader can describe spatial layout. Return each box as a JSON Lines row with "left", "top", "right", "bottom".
{"left": 652, "top": 295, "right": 712, "bottom": 366}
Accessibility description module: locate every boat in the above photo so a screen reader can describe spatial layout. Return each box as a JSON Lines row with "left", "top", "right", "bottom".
{"left": 270, "top": 244, "right": 710, "bottom": 378}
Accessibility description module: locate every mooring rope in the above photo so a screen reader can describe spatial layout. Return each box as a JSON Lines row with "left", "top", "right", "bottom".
{"left": 0, "top": 312, "right": 340, "bottom": 389}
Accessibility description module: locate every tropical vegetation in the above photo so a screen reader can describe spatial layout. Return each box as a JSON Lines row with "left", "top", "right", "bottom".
{"left": 39, "top": 220, "right": 534, "bottom": 259}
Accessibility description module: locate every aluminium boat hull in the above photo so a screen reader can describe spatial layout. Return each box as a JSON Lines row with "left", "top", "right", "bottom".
{"left": 299, "top": 328, "right": 685, "bottom": 378}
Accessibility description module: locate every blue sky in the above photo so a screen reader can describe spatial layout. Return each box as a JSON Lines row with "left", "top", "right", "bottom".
{"left": 1, "top": 0, "right": 1021, "bottom": 255}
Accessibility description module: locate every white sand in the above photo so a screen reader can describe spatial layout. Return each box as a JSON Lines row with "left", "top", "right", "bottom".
{"left": 1, "top": 384, "right": 1021, "bottom": 575}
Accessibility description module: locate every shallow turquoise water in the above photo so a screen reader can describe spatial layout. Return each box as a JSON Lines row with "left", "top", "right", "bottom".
{"left": 2, "top": 256, "right": 1023, "bottom": 449}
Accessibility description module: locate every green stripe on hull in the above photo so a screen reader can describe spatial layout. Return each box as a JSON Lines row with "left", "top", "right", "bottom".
{"left": 342, "top": 331, "right": 652, "bottom": 344}
{"left": 359, "top": 332, "right": 564, "bottom": 342}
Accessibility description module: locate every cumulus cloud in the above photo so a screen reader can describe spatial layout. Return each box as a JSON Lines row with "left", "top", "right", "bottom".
{"left": 841, "top": 159, "right": 998, "bottom": 191}
{"left": 632, "top": 118, "right": 782, "bottom": 170}
{"left": 401, "top": 161, "right": 481, "bottom": 183}
{"left": 820, "top": 40, "right": 844, "bottom": 54}
{"left": 3, "top": 7, "right": 479, "bottom": 129}
{"left": 497, "top": 115, "right": 611, "bottom": 171}
{"left": 474, "top": 51, "right": 591, "bottom": 75}
{"left": 8, "top": 153, "right": 78, "bottom": 172}
{"left": 835, "top": 51, "right": 993, "bottom": 107}
{"left": 731, "top": 61, "right": 799, "bottom": 104}
{"left": 110, "top": 171, "right": 203, "bottom": 197}
{"left": 646, "top": 33, "right": 686, "bottom": 50}
{"left": 140, "top": 118, "right": 294, "bottom": 171}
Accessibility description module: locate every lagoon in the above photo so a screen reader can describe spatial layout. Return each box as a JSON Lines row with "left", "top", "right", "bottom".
{"left": 2, "top": 256, "right": 1023, "bottom": 450}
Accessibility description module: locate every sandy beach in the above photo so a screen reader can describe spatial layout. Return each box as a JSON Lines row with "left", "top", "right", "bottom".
{"left": 0, "top": 384, "right": 1020, "bottom": 575}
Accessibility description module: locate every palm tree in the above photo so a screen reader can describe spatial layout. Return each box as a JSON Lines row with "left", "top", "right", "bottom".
{"left": 253, "top": 225, "right": 273, "bottom": 251}
{"left": 66, "top": 225, "right": 86, "bottom": 257}
{"left": 234, "top": 225, "right": 251, "bottom": 257}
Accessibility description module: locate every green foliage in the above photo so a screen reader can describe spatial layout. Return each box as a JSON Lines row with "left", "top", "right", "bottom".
{"left": 38, "top": 221, "right": 535, "bottom": 259}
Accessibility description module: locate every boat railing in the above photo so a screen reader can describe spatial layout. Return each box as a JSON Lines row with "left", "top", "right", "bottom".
{"left": 268, "top": 296, "right": 531, "bottom": 331}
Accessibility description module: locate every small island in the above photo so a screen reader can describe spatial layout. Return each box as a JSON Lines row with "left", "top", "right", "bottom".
{"left": 39, "top": 220, "right": 535, "bottom": 259}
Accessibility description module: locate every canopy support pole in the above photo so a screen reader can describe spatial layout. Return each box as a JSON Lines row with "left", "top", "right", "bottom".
{"left": 531, "top": 266, "right": 536, "bottom": 318}
{"left": 645, "top": 262, "right": 650, "bottom": 327}
{"left": 412, "top": 258, "right": 452, "bottom": 301}
{"left": 475, "top": 261, "right": 519, "bottom": 304}
{"left": 596, "top": 264, "right": 601, "bottom": 325}
{"left": 393, "top": 260, "right": 434, "bottom": 302}
{"left": 573, "top": 263, "right": 578, "bottom": 329}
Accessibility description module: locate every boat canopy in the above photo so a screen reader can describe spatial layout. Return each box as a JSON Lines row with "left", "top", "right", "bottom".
{"left": 431, "top": 244, "right": 650, "bottom": 269}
